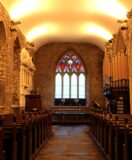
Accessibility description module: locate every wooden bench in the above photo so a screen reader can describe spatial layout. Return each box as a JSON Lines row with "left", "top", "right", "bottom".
{"left": 0, "top": 110, "right": 52, "bottom": 160}
{"left": 88, "top": 111, "right": 132, "bottom": 160}
{"left": 0, "top": 116, "right": 4, "bottom": 160}
{"left": 123, "top": 124, "right": 132, "bottom": 160}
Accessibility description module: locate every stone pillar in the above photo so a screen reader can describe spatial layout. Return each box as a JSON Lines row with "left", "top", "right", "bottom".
{"left": 0, "top": 44, "right": 6, "bottom": 106}
{"left": 0, "top": 40, "right": 13, "bottom": 110}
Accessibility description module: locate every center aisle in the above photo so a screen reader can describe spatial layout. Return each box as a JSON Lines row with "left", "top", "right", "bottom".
{"left": 35, "top": 126, "right": 104, "bottom": 160}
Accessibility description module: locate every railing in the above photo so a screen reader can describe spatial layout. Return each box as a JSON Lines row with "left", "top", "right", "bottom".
{"left": 52, "top": 112, "right": 89, "bottom": 125}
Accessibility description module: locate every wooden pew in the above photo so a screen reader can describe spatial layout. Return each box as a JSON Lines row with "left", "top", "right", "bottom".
{"left": 0, "top": 116, "right": 4, "bottom": 160}
{"left": 15, "top": 114, "right": 26, "bottom": 160}
{"left": 113, "top": 115, "right": 132, "bottom": 160}
{"left": 2, "top": 114, "right": 17, "bottom": 160}
{"left": 0, "top": 110, "right": 52, "bottom": 160}
{"left": 123, "top": 124, "right": 132, "bottom": 160}
{"left": 88, "top": 111, "right": 132, "bottom": 160}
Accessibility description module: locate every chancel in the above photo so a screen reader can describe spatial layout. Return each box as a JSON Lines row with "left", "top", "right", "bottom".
{"left": 0, "top": 0, "right": 132, "bottom": 160}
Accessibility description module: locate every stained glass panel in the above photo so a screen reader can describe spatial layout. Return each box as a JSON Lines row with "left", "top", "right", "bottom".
{"left": 56, "top": 51, "right": 85, "bottom": 73}
{"left": 72, "top": 55, "right": 76, "bottom": 60}
{"left": 72, "top": 65, "right": 77, "bottom": 72}
{"left": 64, "top": 65, "right": 69, "bottom": 73}
{"left": 61, "top": 60, "right": 65, "bottom": 64}
{"left": 68, "top": 60, "right": 73, "bottom": 66}
{"left": 76, "top": 60, "right": 80, "bottom": 65}
{"left": 64, "top": 55, "right": 69, "bottom": 59}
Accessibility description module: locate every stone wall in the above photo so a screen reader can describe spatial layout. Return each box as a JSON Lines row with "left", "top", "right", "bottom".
{"left": 34, "top": 42, "right": 105, "bottom": 109}
{"left": 0, "top": 3, "right": 34, "bottom": 113}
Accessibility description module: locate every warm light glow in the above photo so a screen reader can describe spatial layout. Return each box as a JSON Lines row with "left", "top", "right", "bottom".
{"left": 26, "top": 24, "right": 58, "bottom": 41}
{"left": 10, "top": 0, "right": 38, "bottom": 19}
{"left": 1, "top": 0, "right": 130, "bottom": 50}
{"left": 9, "top": 0, "right": 50, "bottom": 19}
{"left": 84, "top": 23, "right": 112, "bottom": 40}
{"left": 87, "top": 0, "right": 127, "bottom": 19}
{"left": 26, "top": 26, "right": 48, "bottom": 41}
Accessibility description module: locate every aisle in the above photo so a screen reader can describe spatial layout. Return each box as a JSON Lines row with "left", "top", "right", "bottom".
{"left": 35, "top": 126, "right": 104, "bottom": 160}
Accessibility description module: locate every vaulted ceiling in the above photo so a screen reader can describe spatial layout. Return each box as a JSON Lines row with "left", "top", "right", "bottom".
{"left": 1, "top": 0, "right": 131, "bottom": 50}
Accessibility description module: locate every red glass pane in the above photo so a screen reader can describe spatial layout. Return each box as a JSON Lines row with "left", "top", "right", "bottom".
{"left": 61, "top": 64, "right": 65, "bottom": 70}
{"left": 72, "top": 65, "right": 77, "bottom": 72}
{"left": 77, "top": 64, "right": 80, "bottom": 69}
{"left": 64, "top": 65, "right": 69, "bottom": 73}
{"left": 80, "top": 65, "right": 85, "bottom": 72}
{"left": 57, "top": 65, "right": 61, "bottom": 72}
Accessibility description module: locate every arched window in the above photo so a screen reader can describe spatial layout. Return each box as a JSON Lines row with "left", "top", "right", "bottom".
{"left": 55, "top": 51, "right": 86, "bottom": 105}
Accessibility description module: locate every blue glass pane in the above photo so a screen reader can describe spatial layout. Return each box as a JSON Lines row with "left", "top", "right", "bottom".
{"left": 64, "top": 55, "right": 69, "bottom": 59}
{"left": 61, "top": 60, "right": 65, "bottom": 64}
{"left": 68, "top": 60, "right": 73, "bottom": 66}
{"left": 76, "top": 60, "right": 80, "bottom": 65}
{"left": 72, "top": 55, "right": 76, "bottom": 60}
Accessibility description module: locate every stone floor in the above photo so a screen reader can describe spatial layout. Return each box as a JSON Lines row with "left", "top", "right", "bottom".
{"left": 35, "top": 126, "right": 104, "bottom": 160}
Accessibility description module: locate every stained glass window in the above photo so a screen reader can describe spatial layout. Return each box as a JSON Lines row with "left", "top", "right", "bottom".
{"left": 55, "top": 51, "right": 86, "bottom": 99}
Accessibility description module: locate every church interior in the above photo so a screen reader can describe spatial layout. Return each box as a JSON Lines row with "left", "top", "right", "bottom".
{"left": 0, "top": 0, "right": 132, "bottom": 160}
